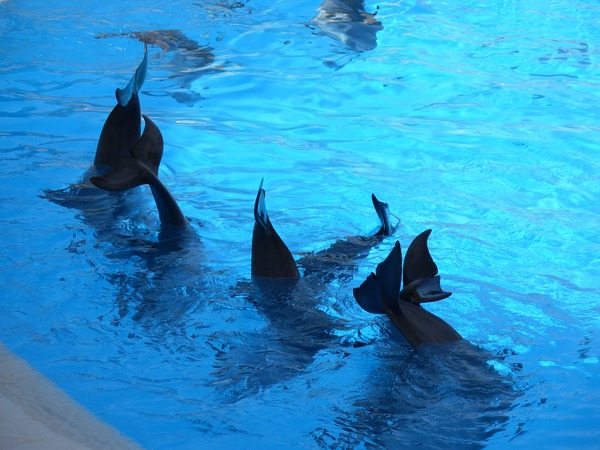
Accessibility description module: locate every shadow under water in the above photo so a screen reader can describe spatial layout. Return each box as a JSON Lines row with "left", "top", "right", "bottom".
{"left": 324, "top": 337, "right": 522, "bottom": 449}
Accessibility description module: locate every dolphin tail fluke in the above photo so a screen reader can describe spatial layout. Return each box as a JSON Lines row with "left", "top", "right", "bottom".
{"left": 116, "top": 43, "right": 148, "bottom": 107}
{"left": 400, "top": 230, "right": 451, "bottom": 304}
{"left": 354, "top": 241, "right": 402, "bottom": 314}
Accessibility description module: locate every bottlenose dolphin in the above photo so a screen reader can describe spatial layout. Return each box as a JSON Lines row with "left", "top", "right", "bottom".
{"left": 91, "top": 45, "right": 186, "bottom": 227}
{"left": 44, "top": 45, "right": 186, "bottom": 229}
{"left": 354, "top": 230, "right": 463, "bottom": 348}
{"left": 298, "top": 193, "right": 396, "bottom": 283}
{"left": 212, "top": 181, "right": 394, "bottom": 400}
{"left": 310, "top": 0, "right": 383, "bottom": 52}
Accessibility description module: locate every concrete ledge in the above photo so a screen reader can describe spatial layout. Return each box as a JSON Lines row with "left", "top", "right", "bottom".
{"left": 0, "top": 341, "right": 142, "bottom": 450}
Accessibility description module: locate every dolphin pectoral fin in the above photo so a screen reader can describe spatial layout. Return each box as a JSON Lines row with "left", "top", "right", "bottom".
{"left": 354, "top": 241, "right": 402, "bottom": 314}
{"left": 130, "top": 115, "right": 163, "bottom": 176}
{"left": 116, "top": 43, "right": 148, "bottom": 107}
{"left": 403, "top": 229, "right": 438, "bottom": 287}
{"left": 400, "top": 275, "right": 452, "bottom": 304}
{"left": 353, "top": 273, "right": 385, "bottom": 314}
{"left": 253, "top": 178, "right": 268, "bottom": 230}
{"left": 251, "top": 179, "right": 299, "bottom": 279}
{"left": 401, "top": 230, "right": 451, "bottom": 304}
{"left": 91, "top": 113, "right": 163, "bottom": 192}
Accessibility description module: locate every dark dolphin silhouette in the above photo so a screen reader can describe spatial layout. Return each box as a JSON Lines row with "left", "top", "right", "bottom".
{"left": 42, "top": 45, "right": 150, "bottom": 211}
{"left": 354, "top": 230, "right": 463, "bottom": 348}
{"left": 211, "top": 180, "right": 395, "bottom": 400}
{"left": 298, "top": 193, "right": 396, "bottom": 283}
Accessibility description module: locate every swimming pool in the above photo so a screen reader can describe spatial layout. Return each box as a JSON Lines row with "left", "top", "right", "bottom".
{"left": 1, "top": 0, "right": 599, "bottom": 448}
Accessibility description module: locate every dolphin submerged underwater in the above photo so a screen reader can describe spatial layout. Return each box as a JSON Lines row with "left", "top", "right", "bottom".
{"left": 310, "top": 0, "right": 384, "bottom": 52}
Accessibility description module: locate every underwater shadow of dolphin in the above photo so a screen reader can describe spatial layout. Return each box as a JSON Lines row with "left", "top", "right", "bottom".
{"left": 354, "top": 231, "right": 462, "bottom": 348}
{"left": 308, "top": 0, "right": 384, "bottom": 53}
{"left": 96, "top": 29, "right": 218, "bottom": 105}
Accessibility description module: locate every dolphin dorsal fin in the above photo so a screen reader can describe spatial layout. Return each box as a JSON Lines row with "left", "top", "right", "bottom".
{"left": 354, "top": 241, "right": 402, "bottom": 314}
{"left": 116, "top": 43, "right": 148, "bottom": 107}
{"left": 401, "top": 230, "right": 451, "bottom": 304}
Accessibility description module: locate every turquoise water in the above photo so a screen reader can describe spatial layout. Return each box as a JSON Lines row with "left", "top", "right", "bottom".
{"left": 1, "top": 0, "right": 599, "bottom": 448}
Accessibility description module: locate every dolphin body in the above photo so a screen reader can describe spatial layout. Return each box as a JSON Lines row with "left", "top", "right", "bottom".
{"left": 96, "top": 29, "right": 217, "bottom": 105}
{"left": 353, "top": 231, "right": 463, "bottom": 348}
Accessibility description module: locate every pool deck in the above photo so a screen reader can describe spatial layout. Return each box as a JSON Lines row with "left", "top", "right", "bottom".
{"left": 0, "top": 341, "right": 142, "bottom": 450}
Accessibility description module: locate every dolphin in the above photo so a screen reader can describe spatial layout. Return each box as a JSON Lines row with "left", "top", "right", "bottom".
{"left": 96, "top": 29, "right": 217, "bottom": 104}
{"left": 42, "top": 45, "right": 149, "bottom": 211}
{"left": 86, "top": 44, "right": 187, "bottom": 227}
{"left": 91, "top": 115, "right": 187, "bottom": 228}
{"left": 353, "top": 230, "right": 463, "bottom": 348}
{"left": 310, "top": 0, "right": 384, "bottom": 52}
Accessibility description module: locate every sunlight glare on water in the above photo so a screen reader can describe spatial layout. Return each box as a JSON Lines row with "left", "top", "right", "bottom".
{"left": 0, "top": 0, "right": 599, "bottom": 449}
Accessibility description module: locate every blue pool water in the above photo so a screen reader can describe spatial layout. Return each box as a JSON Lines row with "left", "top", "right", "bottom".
{"left": 1, "top": 0, "right": 599, "bottom": 448}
